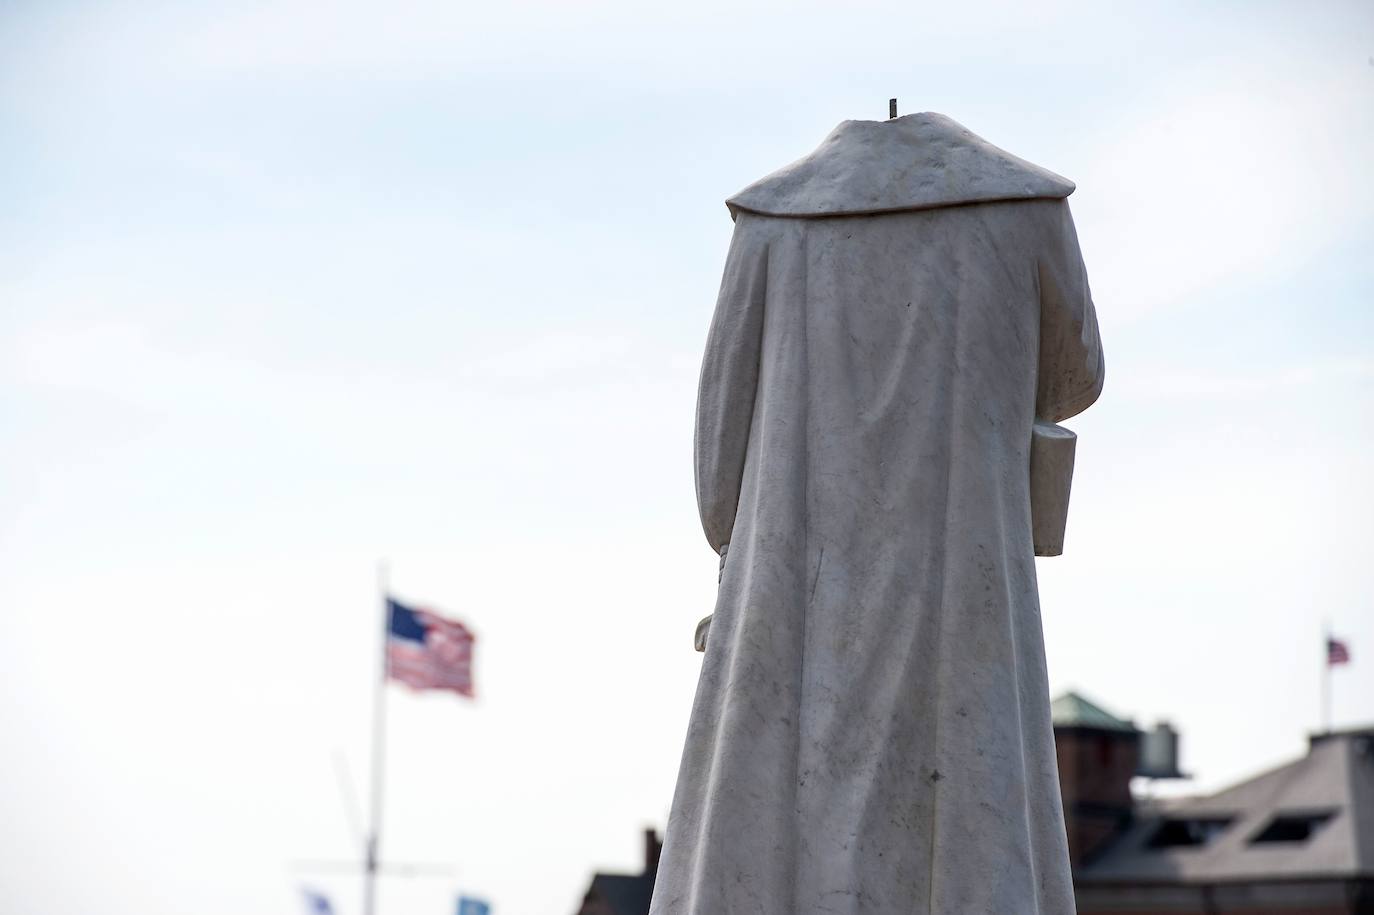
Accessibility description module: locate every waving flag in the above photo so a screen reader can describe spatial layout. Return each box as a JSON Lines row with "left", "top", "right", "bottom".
{"left": 1328, "top": 637, "right": 1351, "bottom": 666}
{"left": 387, "top": 598, "right": 475, "bottom": 697}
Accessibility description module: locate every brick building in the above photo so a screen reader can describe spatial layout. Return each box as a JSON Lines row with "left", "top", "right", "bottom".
{"left": 1059, "top": 695, "right": 1374, "bottom": 914}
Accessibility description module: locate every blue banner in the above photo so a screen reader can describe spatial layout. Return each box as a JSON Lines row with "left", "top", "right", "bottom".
{"left": 457, "top": 896, "right": 491, "bottom": 915}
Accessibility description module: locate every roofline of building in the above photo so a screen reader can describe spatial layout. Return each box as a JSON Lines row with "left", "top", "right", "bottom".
{"left": 1054, "top": 723, "right": 1141, "bottom": 733}
{"left": 1308, "top": 724, "right": 1374, "bottom": 745}
{"left": 1077, "top": 870, "right": 1374, "bottom": 887}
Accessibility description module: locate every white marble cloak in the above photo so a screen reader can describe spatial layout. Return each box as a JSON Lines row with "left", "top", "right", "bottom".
{"left": 649, "top": 114, "right": 1104, "bottom": 915}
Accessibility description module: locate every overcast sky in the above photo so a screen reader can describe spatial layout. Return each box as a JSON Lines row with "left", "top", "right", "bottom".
{"left": 2, "top": 2, "right": 1372, "bottom": 914}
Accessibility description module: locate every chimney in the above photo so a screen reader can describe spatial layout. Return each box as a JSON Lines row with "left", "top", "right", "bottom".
{"left": 1137, "top": 721, "right": 1185, "bottom": 779}
{"left": 643, "top": 828, "right": 662, "bottom": 877}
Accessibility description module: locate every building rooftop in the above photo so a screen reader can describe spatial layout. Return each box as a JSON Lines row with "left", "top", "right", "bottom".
{"left": 1079, "top": 726, "right": 1374, "bottom": 884}
{"left": 1052, "top": 691, "right": 1138, "bottom": 733}
{"left": 580, "top": 873, "right": 655, "bottom": 915}
{"left": 574, "top": 829, "right": 661, "bottom": 915}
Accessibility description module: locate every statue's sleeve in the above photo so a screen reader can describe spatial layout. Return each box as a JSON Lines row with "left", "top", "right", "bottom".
{"left": 694, "top": 220, "right": 769, "bottom": 554}
{"left": 1036, "top": 200, "right": 1105, "bottom": 422}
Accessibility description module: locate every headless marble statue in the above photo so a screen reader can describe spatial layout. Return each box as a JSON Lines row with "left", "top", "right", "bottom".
{"left": 651, "top": 113, "right": 1105, "bottom": 915}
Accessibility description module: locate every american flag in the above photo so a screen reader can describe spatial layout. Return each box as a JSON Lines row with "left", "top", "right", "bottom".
{"left": 387, "top": 598, "right": 475, "bottom": 697}
{"left": 1327, "top": 637, "right": 1351, "bottom": 666}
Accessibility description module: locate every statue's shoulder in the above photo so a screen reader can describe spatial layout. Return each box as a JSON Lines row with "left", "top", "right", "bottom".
{"left": 726, "top": 112, "right": 1074, "bottom": 220}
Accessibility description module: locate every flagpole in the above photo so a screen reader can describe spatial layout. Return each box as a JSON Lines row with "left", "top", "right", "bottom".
{"left": 365, "top": 560, "right": 391, "bottom": 915}
{"left": 1321, "top": 619, "right": 1331, "bottom": 735}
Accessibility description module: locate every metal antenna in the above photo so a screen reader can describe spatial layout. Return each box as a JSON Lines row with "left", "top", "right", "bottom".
{"left": 332, "top": 749, "right": 365, "bottom": 851}
{"left": 889, "top": 98, "right": 897, "bottom": 119}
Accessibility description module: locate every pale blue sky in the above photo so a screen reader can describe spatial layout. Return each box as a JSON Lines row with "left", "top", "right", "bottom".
{"left": 2, "top": 3, "right": 1372, "bottom": 914}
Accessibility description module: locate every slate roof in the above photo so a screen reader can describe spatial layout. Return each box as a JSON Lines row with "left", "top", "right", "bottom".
{"left": 1079, "top": 726, "right": 1374, "bottom": 884}
{"left": 584, "top": 873, "right": 655, "bottom": 915}
{"left": 1052, "top": 691, "right": 1138, "bottom": 733}
{"left": 575, "top": 830, "right": 662, "bottom": 915}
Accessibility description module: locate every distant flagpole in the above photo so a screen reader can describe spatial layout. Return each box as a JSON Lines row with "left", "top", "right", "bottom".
{"left": 365, "top": 560, "right": 391, "bottom": 915}
{"left": 1321, "top": 619, "right": 1331, "bottom": 735}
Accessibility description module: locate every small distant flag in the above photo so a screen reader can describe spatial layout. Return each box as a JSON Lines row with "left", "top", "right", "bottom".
{"left": 458, "top": 896, "right": 492, "bottom": 915}
{"left": 387, "top": 598, "right": 475, "bottom": 697}
{"left": 301, "top": 889, "right": 334, "bottom": 915}
{"left": 1328, "top": 637, "right": 1351, "bottom": 666}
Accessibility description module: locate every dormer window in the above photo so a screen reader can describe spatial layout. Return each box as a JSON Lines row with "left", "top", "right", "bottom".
{"left": 1146, "top": 817, "right": 1234, "bottom": 849}
{"left": 1248, "top": 811, "right": 1336, "bottom": 844}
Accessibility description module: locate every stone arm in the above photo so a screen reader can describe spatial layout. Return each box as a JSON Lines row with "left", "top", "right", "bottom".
{"left": 1035, "top": 199, "right": 1105, "bottom": 423}
{"left": 694, "top": 221, "right": 769, "bottom": 557}
{"left": 1031, "top": 200, "right": 1105, "bottom": 556}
